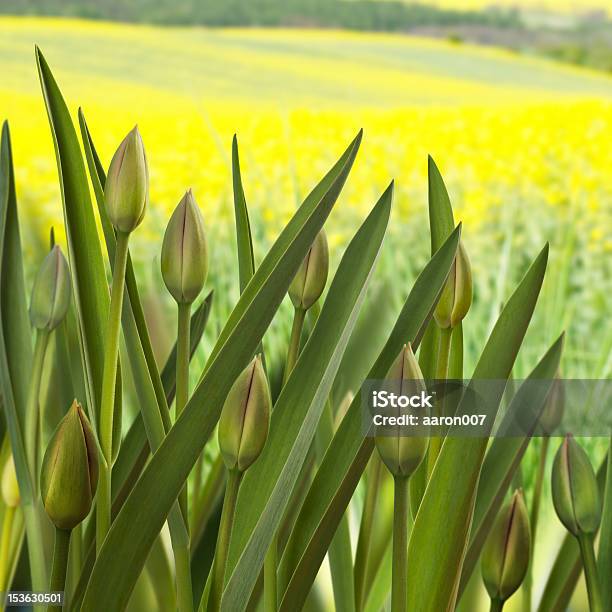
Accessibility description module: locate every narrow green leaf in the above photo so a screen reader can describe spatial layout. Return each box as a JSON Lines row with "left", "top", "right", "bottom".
{"left": 277, "top": 225, "right": 461, "bottom": 609}
{"left": 0, "top": 121, "right": 34, "bottom": 504}
{"left": 428, "top": 155, "right": 455, "bottom": 254}
{"left": 457, "top": 333, "right": 564, "bottom": 597}
{"left": 222, "top": 182, "right": 392, "bottom": 612}
{"left": 36, "top": 48, "right": 110, "bottom": 433}
{"left": 232, "top": 135, "right": 255, "bottom": 293}
{"left": 600, "top": 434, "right": 612, "bottom": 609}
{"left": 405, "top": 244, "right": 549, "bottom": 612}
{"left": 82, "top": 130, "right": 362, "bottom": 612}
{"left": 537, "top": 455, "right": 608, "bottom": 612}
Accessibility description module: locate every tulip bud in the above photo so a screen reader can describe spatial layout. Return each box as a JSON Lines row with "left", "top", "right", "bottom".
{"left": 552, "top": 434, "right": 601, "bottom": 537}
{"left": 105, "top": 126, "right": 148, "bottom": 233}
{"left": 29, "top": 245, "right": 71, "bottom": 332}
{"left": 375, "top": 344, "right": 429, "bottom": 478}
{"left": 161, "top": 189, "right": 208, "bottom": 304}
{"left": 539, "top": 375, "right": 564, "bottom": 435}
{"left": 481, "top": 490, "right": 530, "bottom": 603}
{"left": 434, "top": 240, "right": 472, "bottom": 329}
{"left": 41, "top": 400, "right": 99, "bottom": 530}
{"left": 218, "top": 355, "right": 271, "bottom": 472}
{"left": 1, "top": 456, "right": 20, "bottom": 508}
{"left": 289, "top": 230, "right": 329, "bottom": 310}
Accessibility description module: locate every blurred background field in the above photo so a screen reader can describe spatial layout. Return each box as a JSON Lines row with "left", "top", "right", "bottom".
{"left": 0, "top": 7, "right": 611, "bottom": 610}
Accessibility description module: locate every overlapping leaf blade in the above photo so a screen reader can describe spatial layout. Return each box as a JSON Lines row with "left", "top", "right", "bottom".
{"left": 405, "top": 244, "right": 549, "bottom": 611}
{"left": 81, "top": 130, "right": 362, "bottom": 611}
{"left": 221, "top": 183, "right": 393, "bottom": 611}
{"left": 277, "top": 225, "right": 462, "bottom": 609}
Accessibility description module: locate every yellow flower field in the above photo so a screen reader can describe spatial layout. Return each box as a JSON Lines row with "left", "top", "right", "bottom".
{"left": 1, "top": 17, "right": 611, "bottom": 375}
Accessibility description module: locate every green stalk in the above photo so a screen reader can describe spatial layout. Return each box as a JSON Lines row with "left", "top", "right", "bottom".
{"left": 210, "top": 469, "right": 242, "bottom": 611}
{"left": 174, "top": 543, "right": 193, "bottom": 612}
{"left": 577, "top": 533, "right": 603, "bottom": 612}
{"left": 68, "top": 523, "right": 82, "bottom": 600}
{"left": 391, "top": 475, "right": 409, "bottom": 612}
{"left": 176, "top": 302, "right": 191, "bottom": 523}
{"left": 25, "top": 329, "right": 50, "bottom": 489}
{"left": 489, "top": 598, "right": 504, "bottom": 612}
{"left": 523, "top": 436, "right": 549, "bottom": 611}
{"left": 354, "top": 455, "right": 383, "bottom": 611}
{"left": 427, "top": 325, "right": 452, "bottom": 478}
{"left": 264, "top": 306, "right": 306, "bottom": 611}
{"left": 97, "top": 230, "right": 130, "bottom": 551}
{"left": 0, "top": 506, "right": 15, "bottom": 592}
{"left": 48, "top": 528, "right": 71, "bottom": 611}
{"left": 22, "top": 504, "right": 48, "bottom": 606}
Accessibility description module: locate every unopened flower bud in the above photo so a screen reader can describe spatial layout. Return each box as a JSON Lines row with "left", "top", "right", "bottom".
{"left": 219, "top": 355, "right": 271, "bottom": 472}
{"left": 29, "top": 245, "right": 71, "bottom": 332}
{"left": 552, "top": 434, "right": 600, "bottom": 537}
{"left": 105, "top": 126, "right": 148, "bottom": 233}
{"left": 481, "top": 489, "right": 530, "bottom": 603}
{"left": 375, "top": 344, "right": 429, "bottom": 478}
{"left": 2, "top": 456, "right": 20, "bottom": 508}
{"left": 41, "top": 400, "right": 99, "bottom": 530}
{"left": 289, "top": 230, "right": 329, "bottom": 310}
{"left": 539, "top": 375, "right": 564, "bottom": 435}
{"left": 161, "top": 189, "right": 208, "bottom": 304}
{"left": 434, "top": 240, "right": 472, "bottom": 329}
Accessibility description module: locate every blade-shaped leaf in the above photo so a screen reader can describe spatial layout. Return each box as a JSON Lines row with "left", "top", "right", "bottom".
{"left": 405, "top": 244, "right": 549, "bottom": 612}
{"left": 277, "top": 225, "right": 462, "bottom": 609}
{"left": 457, "top": 333, "right": 564, "bottom": 597}
{"left": 36, "top": 48, "right": 111, "bottom": 433}
{"left": 600, "top": 434, "right": 612, "bottom": 609}
{"left": 82, "top": 130, "right": 362, "bottom": 612}
{"left": 221, "top": 183, "right": 393, "bottom": 611}
{"left": 428, "top": 155, "right": 455, "bottom": 254}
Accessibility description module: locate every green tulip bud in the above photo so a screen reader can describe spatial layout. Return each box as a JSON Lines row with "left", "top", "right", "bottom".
{"left": 289, "top": 229, "right": 329, "bottom": 310}
{"left": 2, "top": 456, "right": 20, "bottom": 508}
{"left": 552, "top": 434, "right": 601, "bottom": 537}
{"left": 41, "top": 400, "right": 99, "bottom": 530}
{"left": 539, "top": 374, "right": 564, "bottom": 435}
{"left": 161, "top": 189, "right": 208, "bottom": 304}
{"left": 29, "top": 245, "right": 71, "bottom": 331}
{"left": 481, "top": 489, "right": 531, "bottom": 603}
{"left": 218, "top": 355, "right": 271, "bottom": 473}
{"left": 434, "top": 240, "right": 472, "bottom": 329}
{"left": 375, "top": 344, "right": 429, "bottom": 478}
{"left": 104, "top": 126, "right": 148, "bottom": 233}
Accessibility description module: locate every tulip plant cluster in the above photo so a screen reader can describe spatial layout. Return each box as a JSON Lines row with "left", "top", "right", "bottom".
{"left": 0, "top": 49, "right": 610, "bottom": 612}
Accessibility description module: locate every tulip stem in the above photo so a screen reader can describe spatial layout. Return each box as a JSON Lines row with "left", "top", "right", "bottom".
{"left": 391, "top": 475, "right": 409, "bottom": 612}
{"left": 97, "top": 229, "right": 130, "bottom": 552}
{"left": 578, "top": 533, "right": 604, "bottom": 612}
{"left": 25, "top": 329, "right": 50, "bottom": 490}
{"left": 489, "top": 598, "right": 504, "bottom": 612}
{"left": 427, "top": 325, "right": 452, "bottom": 478}
{"left": 176, "top": 301, "right": 191, "bottom": 527}
{"left": 49, "top": 527, "right": 70, "bottom": 611}
{"left": 210, "top": 469, "right": 242, "bottom": 611}
{"left": 0, "top": 506, "right": 15, "bottom": 592}
{"left": 283, "top": 307, "right": 305, "bottom": 385}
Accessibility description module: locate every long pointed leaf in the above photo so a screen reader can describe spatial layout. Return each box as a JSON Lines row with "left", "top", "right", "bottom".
{"left": 82, "top": 130, "right": 362, "bottom": 611}
{"left": 221, "top": 183, "right": 393, "bottom": 611}
{"left": 277, "top": 225, "right": 462, "bottom": 609}
{"left": 405, "top": 244, "right": 549, "bottom": 611}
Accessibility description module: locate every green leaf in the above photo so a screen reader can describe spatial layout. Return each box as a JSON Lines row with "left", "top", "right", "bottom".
{"left": 36, "top": 48, "right": 111, "bottom": 434}
{"left": 277, "top": 225, "right": 461, "bottom": 610}
{"left": 428, "top": 155, "right": 455, "bottom": 254}
{"left": 600, "top": 434, "right": 612, "bottom": 610}
{"left": 0, "top": 121, "right": 34, "bottom": 504}
{"left": 457, "top": 333, "right": 564, "bottom": 597}
{"left": 232, "top": 135, "right": 255, "bottom": 293}
{"left": 537, "top": 454, "right": 608, "bottom": 612}
{"left": 405, "top": 244, "right": 549, "bottom": 612}
{"left": 82, "top": 130, "right": 362, "bottom": 612}
{"left": 221, "top": 182, "right": 392, "bottom": 612}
